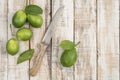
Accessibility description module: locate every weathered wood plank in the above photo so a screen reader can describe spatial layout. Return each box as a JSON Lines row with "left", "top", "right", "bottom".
{"left": 97, "top": 0, "right": 119, "bottom": 80}
{"left": 0, "top": 0, "right": 119, "bottom": 80}
{"left": 7, "top": 0, "right": 29, "bottom": 80}
{"left": 51, "top": 0, "right": 74, "bottom": 80}
{"left": 0, "top": 0, "right": 8, "bottom": 80}
{"left": 74, "top": 0, "right": 97, "bottom": 80}
{"left": 29, "top": 0, "right": 51, "bottom": 80}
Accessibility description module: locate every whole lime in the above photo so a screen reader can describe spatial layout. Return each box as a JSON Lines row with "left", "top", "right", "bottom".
{"left": 16, "top": 28, "right": 33, "bottom": 41}
{"left": 60, "top": 48, "right": 77, "bottom": 67}
{"left": 27, "top": 14, "right": 43, "bottom": 28}
{"left": 6, "top": 38, "right": 19, "bottom": 55}
{"left": 12, "top": 10, "right": 27, "bottom": 28}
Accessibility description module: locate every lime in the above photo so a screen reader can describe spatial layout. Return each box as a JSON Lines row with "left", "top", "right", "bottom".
{"left": 60, "top": 48, "right": 77, "bottom": 67}
{"left": 12, "top": 10, "right": 27, "bottom": 28}
{"left": 6, "top": 38, "right": 19, "bottom": 55}
{"left": 27, "top": 14, "right": 43, "bottom": 28}
{"left": 16, "top": 28, "right": 33, "bottom": 41}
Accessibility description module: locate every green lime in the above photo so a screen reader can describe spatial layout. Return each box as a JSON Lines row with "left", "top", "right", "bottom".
{"left": 27, "top": 14, "right": 43, "bottom": 28}
{"left": 6, "top": 38, "right": 19, "bottom": 55}
{"left": 16, "top": 28, "right": 33, "bottom": 41}
{"left": 12, "top": 10, "right": 27, "bottom": 28}
{"left": 60, "top": 48, "right": 77, "bottom": 67}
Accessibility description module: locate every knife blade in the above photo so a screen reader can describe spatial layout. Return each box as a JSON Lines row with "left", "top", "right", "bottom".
{"left": 41, "top": 6, "right": 64, "bottom": 45}
{"left": 29, "top": 6, "right": 64, "bottom": 76}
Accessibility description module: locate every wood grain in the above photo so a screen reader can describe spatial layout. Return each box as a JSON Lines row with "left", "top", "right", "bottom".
{"left": 7, "top": 0, "right": 29, "bottom": 80}
{"left": 0, "top": 0, "right": 119, "bottom": 80}
{"left": 51, "top": 0, "right": 74, "bottom": 80}
{"left": 29, "top": 0, "right": 51, "bottom": 80}
{"left": 97, "top": 0, "right": 119, "bottom": 80}
{"left": 0, "top": 0, "right": 8, "bottom": 80}
{"left": 74, "top": 0, "right": 97, "bottom": 80}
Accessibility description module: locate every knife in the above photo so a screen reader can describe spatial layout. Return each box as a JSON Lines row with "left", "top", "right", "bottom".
{"left": 29, "top": 6, "right": 64, "bottom": 76}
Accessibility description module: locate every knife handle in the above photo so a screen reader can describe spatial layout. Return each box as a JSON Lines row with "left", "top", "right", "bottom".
{"left": 29, "top": 44, "right": 47, "bottom": 76}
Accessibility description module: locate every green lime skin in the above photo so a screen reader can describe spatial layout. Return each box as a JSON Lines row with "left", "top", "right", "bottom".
{"left": 6, "top": 38, "right": 19, "bottom": 55}
{"left": 27, "top": 14, "right": 43, "bottom": 28}
{"left": 16, "top": 28, "right": 33, "bottom": 41}
{"left": 60, "top": 48, "right": 77, "bottom": 67}
{"left": 12, "top": 10, "right": 27, "bottom": 28}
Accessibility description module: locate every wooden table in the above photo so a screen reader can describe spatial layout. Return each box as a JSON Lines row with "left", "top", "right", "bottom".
{"left": 0, "top": 0, "right": 119, "bottom": 80}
